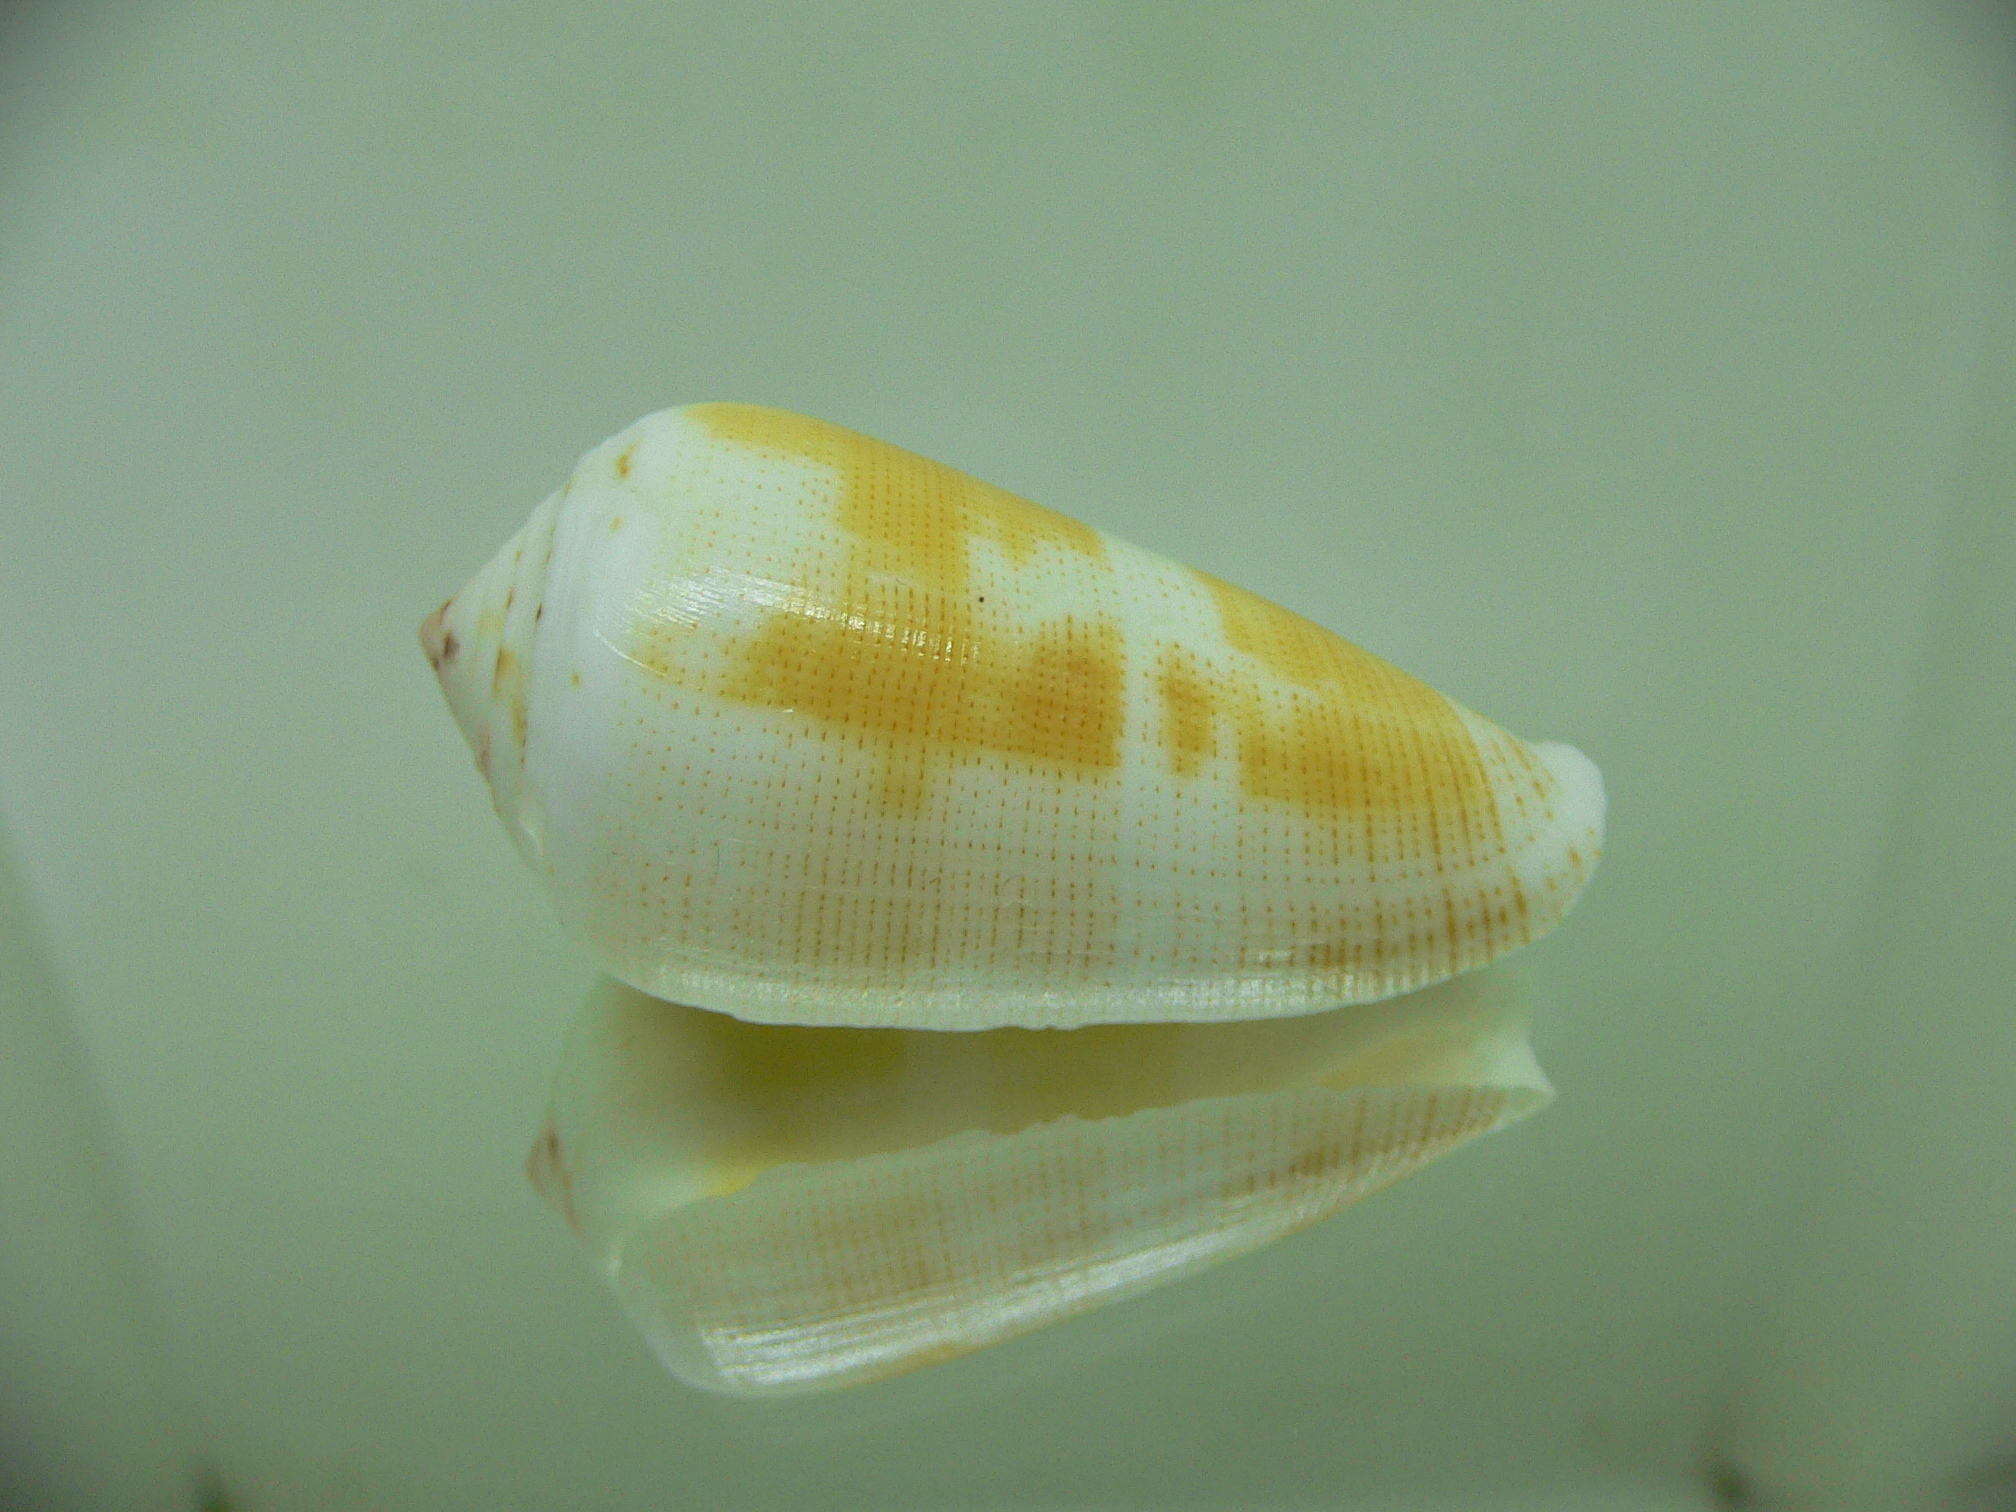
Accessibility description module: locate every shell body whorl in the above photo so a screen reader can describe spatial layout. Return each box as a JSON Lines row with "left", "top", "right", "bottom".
{"left": 427, "top": 404, "right": 1604, "bottom": 1029}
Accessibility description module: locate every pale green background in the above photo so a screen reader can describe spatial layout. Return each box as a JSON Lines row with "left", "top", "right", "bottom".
{"left": 2, "top": 3, "right": 2013, "bottom": 1510}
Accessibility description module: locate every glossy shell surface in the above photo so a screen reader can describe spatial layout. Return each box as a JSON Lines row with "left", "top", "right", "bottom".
{"left": 426, "top": 404, "right": 1604, "bottom": 1028}
{"left": 531, "top": 970, "right": 1551, "bottom": 1396}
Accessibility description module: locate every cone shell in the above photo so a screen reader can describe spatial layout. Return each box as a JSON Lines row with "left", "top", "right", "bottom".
{"left": 425, "top": 404, "right": 1604, "bottom": 1028}
{"left": 531, "top": 969, "right": 1551, "bottom": 1397}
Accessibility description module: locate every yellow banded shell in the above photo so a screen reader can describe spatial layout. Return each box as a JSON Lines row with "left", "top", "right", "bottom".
{"left": 424, "top": 405, "right": 1603, "bottom": 1028}
{"left": 531, "top": 969, "right": 1550, "bottom": 1396}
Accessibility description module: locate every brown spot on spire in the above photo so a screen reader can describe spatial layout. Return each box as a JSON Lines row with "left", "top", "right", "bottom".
{"left": 419, "top": 601, "right": 458, "bottom": 671}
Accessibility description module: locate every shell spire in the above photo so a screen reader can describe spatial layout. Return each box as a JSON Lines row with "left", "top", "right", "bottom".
{"left": 422, "top": 489, "right": 565, "bottom": 874}
{"left": 424, "top": 405, "right": 1604, "bottom": 1029}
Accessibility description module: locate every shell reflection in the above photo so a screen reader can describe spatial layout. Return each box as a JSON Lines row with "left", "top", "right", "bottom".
{"left": 530, "top": 969, "right": 1550, "bottom": 1397}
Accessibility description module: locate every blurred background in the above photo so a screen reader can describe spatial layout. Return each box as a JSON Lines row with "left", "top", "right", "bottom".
{"left": 2, "top": 2, "right": 2013, "bottom": 1509}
